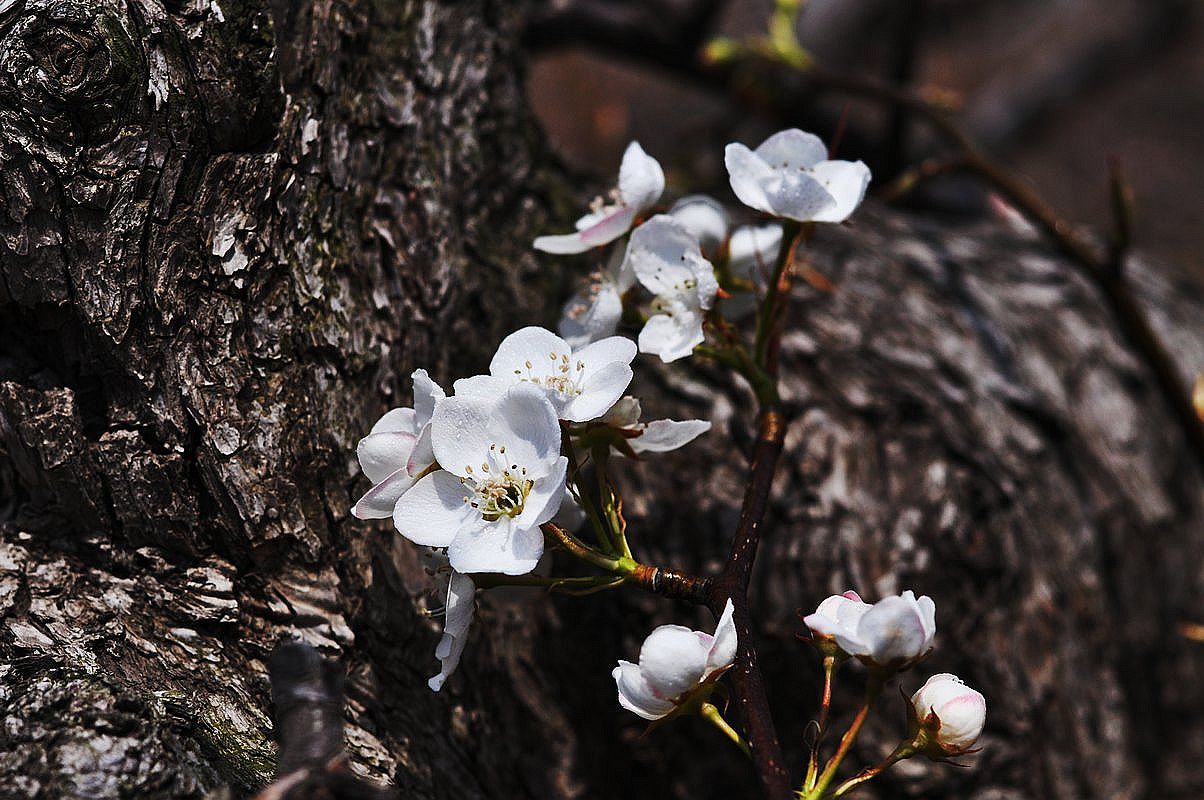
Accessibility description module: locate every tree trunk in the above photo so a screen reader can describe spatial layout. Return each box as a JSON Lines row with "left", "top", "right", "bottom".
{"left": 1, "top": 3, "right": 1201, "bottom": 800}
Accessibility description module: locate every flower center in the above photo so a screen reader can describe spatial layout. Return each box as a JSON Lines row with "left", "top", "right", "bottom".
{"left": 462, "top": 446, "right": 534, "bottom": 521}
{"left": 512, "top": 352, "right": 587, "bottom": 399}
{"left": 588, "top": 187, "right": 624, "bottom": 215}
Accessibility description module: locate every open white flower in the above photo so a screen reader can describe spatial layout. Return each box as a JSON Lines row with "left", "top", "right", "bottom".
{"left": 602, "top": 396, "right": 711, "bottom": 454}
{"left": 805, "top": 590, "right": 935, "bottom": 669}
{"left": 422, "top": 550, "right": 476, "bottom": 692}
{"left": 613, "top": 600, "right": 737, "bottom": 720}
{"left": 393, "top": 384, "right": 567, "bottom": 575}
{"left": 911, "top": 673, "right": 987, "bottom": 755}
{"left": 455, "top": 326, "right": 636, "bottom": 423}
{"left": 534, "top": 142, "right": 664, "bottom": 254}
{"left": 628, "top": 215, "right": 719, "bottom": 363}
{"left": 559, "top": 243, "right": 636, "bottom": 348}
{"left": 669, "top": 194, "right": 729, "bottom": 257}
{"left": 725, "top": 129, "right": 870, "bottom": 223}
{"left": 352, "top": 369, "right": 445, "bottom": 519}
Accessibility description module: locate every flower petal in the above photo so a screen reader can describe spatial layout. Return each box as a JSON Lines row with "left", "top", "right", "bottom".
{"left": 533, "top": 231, "right": 593, "bottom": 255}
{"left": 351, "top": 468, "right": 415, "bottom": 519}
{"left": 803, "top": 611, "right": 859, "bottom": 645}
{"left": 617, "top": 141, "right": 665, "bottom": 210}
{"left": 489, "top": 326, "right": 569, "bottom": 380}
{"left": 638, "top": 624, "right": 712, "bottom": 698}
{"left": 431, "top": 395, "right": 494, "bottom": 478}
{"left": 564, "top": 362, "right": 633, "bottom": 422}
{"left": 856, "top": 595, "right": 929, "bottom": 664}
{"left": 370, "top": 407, "right": 417, "bottom": 435}
{"left": 428, "top": 571, "right": 475, "bottom": 692}
{"left": 447, "top": 517, "right": 545, "bottom": 575}
{"left": 452, "top": 374, "right": 508, "bottom": 400}
{"left": 559, "top": 280, "right": 623, "bottom": 348}
{"left": 706, "top": 599, "right": 737, "bottom": 674}
{"left": 690, "top": 256, "right": 720, "bottom": 311}
{"left": 762, "top": 171, "right": 836, "bottom": 222}
{"left": 628, "top": 215, "right": 704, "bottom": 297}
{"left": 753, "top": 128, "right": 828, "bottom": 170}
{"left": 357, "top": 431, "right": 417, "bottom": 483}
{"left": 669, "top": 194, "right": 729, "bottom": 253}
{"left": 638, "top": 305, "right": 705, "bottom": 363}
{"left": 580, "top": 206, "right": 639, "bottom": 249}
{"left": 630, "top": 419, "right": 710, "bottom": 453}
{"left": 514, "top": 456, "right": 568, "bottom": 529}
{"left": 807, "top": 160, "right": 871, "bottom": 223}
{"left": 729, "top": 224, "right": 783, "bottom": 281}
{"left": 407, "top": 424, "right": 436, "bottom": 476}
{"left": 602, "top": 396, "right": 642, "bottom": 428}
{"left": 574, "top": 336, "right": 638, "bottom": 380}
{"left": 488, "top": 384, "right": 562, "bottom": 476}
{"left": 392, "top": 470, "right": 473, "bottom": 547}
{"left": 613, "top": 661, "right": 676, "bottom": 720}
{"left": 411, "top": 368, "right": 445, "bottom": 429}
{"left": 724, "top": 143, "right": 776, "bottom": 216}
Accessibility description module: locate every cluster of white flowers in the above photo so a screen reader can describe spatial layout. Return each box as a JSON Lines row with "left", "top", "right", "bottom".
{"left": 804, "top": 589, "right": 987, "bottom": 755}
{"left": 351, "top": 328, "right": 710, "bottom": 689}
{"left": 351, "top": 127, "right": 869, "bottom": 693}
{"left": 549, "top": 130, "right": 869, "bottom": 362}
{"left": 350, "top": 124, "right": 987, "bottom": 790}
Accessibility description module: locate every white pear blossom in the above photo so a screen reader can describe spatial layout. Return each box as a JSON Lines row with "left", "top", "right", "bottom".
{"left": 422, "top": 550, "right": 476, "bottom": 692}
{"left": 352, "top": 369, "right": 445, "bottom": 519}
{"left": 804, "top": 590, "right": 935, "bottom": 669}
{"left": 559, "top": 243, "right": 635, "bottom": 348}
{"left": 454, "top": 327, "right": 636, "bottom": 423}
{"left": 534, "top": 142, "right": 664, "bottom": 254}
{"left": 911, "top": 673, "right": 987, "bottom": 754}
{"left": 613, "top": 600, "right": 737, "bottom": 720}
{"left": 602, "top": 396, "right": 711, "bottom": 454}
{"left": 725, "top": 128, "right": 870, "bottom": 223}
{"left": 669, "top": 194, "right": 729, "bottom": 256}
{"left": 393, "top": 384, "right": 568, "bottom": 575}
{"left": 628, "top": 215, "right": 719, "bottom": 363}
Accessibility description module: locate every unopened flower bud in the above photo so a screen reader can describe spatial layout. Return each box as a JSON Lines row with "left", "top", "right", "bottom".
{"left": 909, "top": 673, "right": 986, "bottom": 756}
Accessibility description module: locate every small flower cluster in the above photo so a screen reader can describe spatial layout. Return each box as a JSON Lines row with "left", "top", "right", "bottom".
{"left": 798, "top": 589, "right": 986, "bottom": 796}
{"left": 545, "top": 131, "right": 869, "bottom": 362}
{"left": 352, "top": 327, "right": 709, "bottom": 689}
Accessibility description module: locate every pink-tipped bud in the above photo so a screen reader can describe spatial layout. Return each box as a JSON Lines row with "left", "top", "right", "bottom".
{"left": 910, "top": 673, "right": 986, "bottom": 756}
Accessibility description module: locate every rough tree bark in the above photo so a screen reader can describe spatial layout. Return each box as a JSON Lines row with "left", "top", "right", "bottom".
{"left": 1, "top": 2, "right": 1202, "bottom": 800}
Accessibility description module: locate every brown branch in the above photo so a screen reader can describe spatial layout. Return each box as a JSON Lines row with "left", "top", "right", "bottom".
{"left": 707, "top": 403, "right": 791, "bottom": 799}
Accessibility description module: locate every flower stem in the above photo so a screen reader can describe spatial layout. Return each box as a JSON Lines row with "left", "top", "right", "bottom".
{"left": 804, "top": 677, "right": 883, "bottom": 800}
{"left": 700, "top": 702, "right": 752, "bottom": 759}
{"left": 541, "top": 522, "right": 625, "bottom": 573}
{"left": 591, "top": 445, "right": 632, "bottom": 558}
{"left": 803, "top": 656, "right": 838, "bottom": 792}
{"left": 753, "top": 219, "right": 802, "bottom": 371}
{"left": 830, "top": 742, "right": 915, "bottom": 798}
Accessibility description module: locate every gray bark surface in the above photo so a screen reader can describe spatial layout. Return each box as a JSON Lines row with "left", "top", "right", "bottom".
{"left": 1, "top": 2, "right": 1202, "bottom": 799}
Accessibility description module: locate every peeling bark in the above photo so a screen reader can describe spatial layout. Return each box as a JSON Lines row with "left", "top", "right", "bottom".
{"left": 1, "top": 2, "right": 1202, "bottom": 800}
